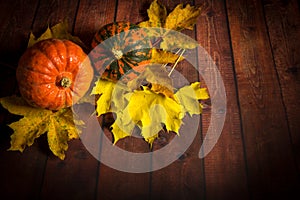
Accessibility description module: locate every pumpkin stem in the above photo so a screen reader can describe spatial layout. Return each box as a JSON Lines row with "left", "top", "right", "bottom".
{"left": 60, "top": 77, "right": 72, "bottom": 88}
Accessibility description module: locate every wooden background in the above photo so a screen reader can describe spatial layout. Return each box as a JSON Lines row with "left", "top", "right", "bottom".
{"left": 0, "top": 0, "right": 299, "bottom": 199}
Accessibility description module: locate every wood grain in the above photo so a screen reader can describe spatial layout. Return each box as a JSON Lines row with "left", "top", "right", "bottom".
{"left": 29, "top": 0, "right": 77, "bottom": 40}
{"left": 95, "top": 1, "right": 152, "bottom": 199}
{"left": 0, "top": 1, "right": 47, "bottom": 199}
{"left": 0, "top": 0, "right": 39, "bottom": 96}
{"left": 150, "top": 0, "right": 205, "bottom": 200}
{"left": 28, "top": 1, "right": 98, "bottom": 200}
{"left": 226, "top": 0, "right": 300, "bottom": 198}
{"left": 74, "top": 0, "right": 117, "bottom": 49}
{"left": 262, "top": 0, "right": 300, "bottom": 174}
{"left": 0, "top": 0, "right": 38, "bottom": 66}
{"left": 0, "top": 0, "right": 299, "bottom": 199}
{"left": 0, "top": 133, "right": 47, "bottom": 199}
{"left": 195, "top": 0, "right": 249, "bottom": 199}
{"left": 40, "top": 140, "right": 98, "bottom": 200}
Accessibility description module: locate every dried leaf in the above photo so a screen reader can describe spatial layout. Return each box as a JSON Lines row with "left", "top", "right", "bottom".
{"left": 139, "top": 0, "right": 202, "bottom": 31}
{"left": 175, "top": 82, "right": 209, "bottom": 116}
{"left": 160, "top": 32, "right": 199, "bottom": 50}
{"left": 47, "top": 108, "right": 82, "bottom": 159}
{"left": 127, "top": 87, "right": 182, "bottom": 136}
{"left": 0, "top": 96, "right": 83, "bottom": 160}
{"left": 91, "top": 77, "right": 209, "bottom": 146}
{"left": 127, "top": 64, "right": 172, "bottom": 89}
{"left": 126, "top": 64, "right": 175, "bottom": 99}
{"left": 91, "top": 79, "right": 115, "bottom": 116}
{"left": 28, "top": 19, "right": 86, "bottom": 48}
{"left": 92, "top": 78, "right": 131, "bottom": 116}
{"left": 110, "top": 123, "right": 132, "bottom": 144}
{"left": 109, "top": 86, "right": 182, "bottom": 144}
{"left": 139, "top": 0, "right": 202, "bottom": 50}
{"left": 139, "top": 0, "right": 167, "bottom": 28}
{"left": 150, "top": 48, "right": 184, "bottom": 64}
{"left": 151, "top": 83, "right": 174, "bottom": 99}
{"left": 165, "top": 4, "right": 202, "bottom": 31}
{"left": 28, "top": 26, "right": 51, "bottom": 47}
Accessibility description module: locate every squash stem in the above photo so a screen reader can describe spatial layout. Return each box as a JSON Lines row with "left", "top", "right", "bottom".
{"left": 111, "top": 48, "right": 123, "bottom": 60}
{"left": 60, "top": 77, "right": 72, "bottom": 88}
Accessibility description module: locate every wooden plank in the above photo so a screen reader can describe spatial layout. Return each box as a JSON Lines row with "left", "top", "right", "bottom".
{"left": 96, "top": 127, "right": 151, "bottom": 200}
{"left": 30, "top": 1, "right": 98, "bottom": 200}
{"left": 74, "top": 0, "right": 117, "bottom": 48}
{"left": 0, "top": 0, "right": 38, "bottom": 66}
{"left": 262, "top": 0, "right": 300, "bottom": 174}
{"left": 0, "top": 132, "right": 47, "bottom": 199}
{"left": 195, "top": 0, "right": 250, "bottom": 199}
{"left": 150, "top": 0, "right": 205, "bottom": 199}
{"left": 30, "top": 0, "right": 78, "bottom": 37}
{"left": 226, "top": 0, "right": 300, "bottom": 198}
{"left": 151, "top": 130, "right": 205, "bottom": 200}
{"left": 0, "top": 0, "right": 38, "bottom": 95}
{"left": 95, "top": 1, "right": 152, "bottom": 199}
{"left": 40, "top": 140, "right": 99, "bottom": 200}
{"left": 0, "top": 0, "right": 47, "bottom": 199}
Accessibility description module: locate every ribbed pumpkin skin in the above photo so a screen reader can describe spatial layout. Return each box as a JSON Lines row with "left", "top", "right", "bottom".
{"left": 16, "top": 39, "right": 94, "bottom": 110}
{"left": 90, "top": 21, "right": 151, "bottom": 81}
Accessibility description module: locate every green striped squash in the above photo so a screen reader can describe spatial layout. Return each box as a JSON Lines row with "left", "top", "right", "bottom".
{"left": 90, "top": 22, "right": 152, "bottom": 82}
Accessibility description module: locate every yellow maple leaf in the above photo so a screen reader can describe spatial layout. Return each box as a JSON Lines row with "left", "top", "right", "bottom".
{"left": 91, "top": 78, "right": 131, "bottom": 116}
{"left": 91, "top": 78, "right": 209, "bottom": 146}
{"left": 28, "top": 19, "right": 86, "bottom": 49}
{"left": 91, "top": 79, "right": 115, "bottom": 116}
{"left": 150, "top": 48, "right": 184, "bottom": 64}
{"left": 160, "top": 32, "right": 199, "bottom": 50}
{"left": 139, "top": 0, "right": 167, "bottom": 28}
{"left": 0, "top": 96, "right": 83, "bottom": 160}
{"left": 107, "top": 86, "right": 182, "bottom": 145}
{"left": 165, "top": 4, "right": 202, "bottom": 31}
{"left": 126, "top": 64, "right": 176, "bottom": 99}
{"left": 151, "top": 83, "right": 174, "bottom": 99}
{"left": 175, "top": 82, "right": 209, "bottom": 116}
{"left": 139, "top": 0, "right": 202, "bottom": 51}
{"left": 110, "top": 111, "right": 135, "bottom": 144}
{"left": 139, "top": 0, "right": 201, "bottom": 31}
{"left": 127, "top": 64, "right": 172, "bottom": 88}
{"left": 127, "top": 86, "right": 182, "bottom": 133}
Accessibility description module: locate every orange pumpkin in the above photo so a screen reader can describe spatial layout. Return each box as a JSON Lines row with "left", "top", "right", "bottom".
{"left": 16, "top": 39, "right": 94, "bottom": 110}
